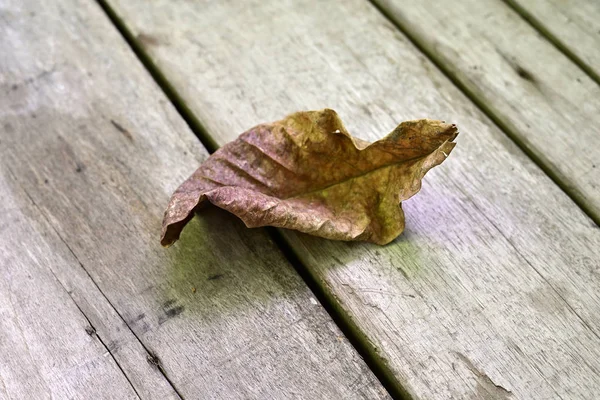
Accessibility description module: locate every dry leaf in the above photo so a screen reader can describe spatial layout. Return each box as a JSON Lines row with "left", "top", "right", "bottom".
{"left": 161, "top": 109, "right": 457, "bottom": 246}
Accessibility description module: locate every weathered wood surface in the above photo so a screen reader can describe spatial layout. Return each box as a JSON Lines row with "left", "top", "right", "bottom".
{"left": 505, "top": 0, "right": 600, "bottom": 83}
{"left": 374, "top": 0, "right": 600, "bottom": 225}
{"left": 0, "top": 169, "right": 140, "bottom": 399}
{"left": 0, "top": 0, "right": 390, "bottom": 398}
{"left": 105, "top": 0, "right": 600, "bottom": 398}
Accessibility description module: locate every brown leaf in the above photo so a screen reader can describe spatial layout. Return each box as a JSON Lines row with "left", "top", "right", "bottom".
{"left": 161, "top": 109, "right": 457, "bottom": 246}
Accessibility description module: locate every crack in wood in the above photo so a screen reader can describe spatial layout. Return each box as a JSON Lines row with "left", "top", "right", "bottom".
{"left": 5, "top": 165, "right": 183, "bottom": 399}
{"left": 454, "top": 352, "right": 513, "bottom": 398}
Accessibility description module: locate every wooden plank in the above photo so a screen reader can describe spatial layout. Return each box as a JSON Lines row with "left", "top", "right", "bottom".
{"left": 505, "top": 0, "right": 600, "bottom": 83}
{"left": 103, "top": 0, "right": 600, "bottom": 398}
{"left": 373, "top": 0, "right": 600, "bottom": 225}
{"left": 0, "top": 167, "right": 140, "bottom": 400}
{"left": 0, "top": 0, "right": 390, "bottom": 398}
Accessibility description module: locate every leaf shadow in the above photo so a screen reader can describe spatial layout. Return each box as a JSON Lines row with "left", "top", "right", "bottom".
{"left": 281, "top": 218, "right": 427, "bottom": 283}
{"left": 160, "top": 207, "right": 311, "bottom": 325}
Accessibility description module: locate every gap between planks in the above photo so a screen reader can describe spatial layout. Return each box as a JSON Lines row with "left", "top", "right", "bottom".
{"left": 96, "top": 0, "right": 218, "bottom": 154}
{"left": 94, "top": 0, "right": 405, "bottom": 398}
{"left": 502, "top": 0, "right": 600, "bottom": 86}
{"left": 368, "top": 0, "right": 600, "bottom": 228}
{"left": 4, "top": 164, "right": 184, "bottom": 399}
{"left": 2, "top": 0, "right": 390, "bottom": 397}
{"left": 86, "top": 0, "right": 600, "bottom": 396}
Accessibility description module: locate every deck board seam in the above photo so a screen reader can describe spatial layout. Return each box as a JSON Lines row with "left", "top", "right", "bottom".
{"left": 269, "top": 228, "right": 412, "bottom": 400}
{"left": 94, "top": 0, "right": 404, "bottom": 398}
{"left": 367, "top": 0, "right": 600, "bottom": 227}
{"left": 94, "top": 0, "right": 218, "bottom": 154}
{"left": 66, "top": 293, "right": 142, "bottom": 400}
{"left": 501, "top": 0, "right": 600, "bottom": 86}
{"left": 4, "top": 164, "right": 183, "bottom": 400}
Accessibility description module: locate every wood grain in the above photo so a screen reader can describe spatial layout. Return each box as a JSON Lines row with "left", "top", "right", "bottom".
{"left": 504, "top": 0, "right": 600, "bottom": 83}
{"left": 0, "top": 167, "right": 140, "bottom": 400}
{"left": 373, "top": 0, "right": 600, "bottom": 225}
{"left": 104, "top": 0, "right": 600, "bottom": 398}
{"left": 0, "top": 0, "right": 389, "bottom": 398}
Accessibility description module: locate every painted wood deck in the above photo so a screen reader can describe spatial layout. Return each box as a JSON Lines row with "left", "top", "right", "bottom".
{"left": 1, "top": 0, "right": 599, "bottom": 399}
